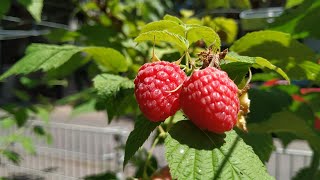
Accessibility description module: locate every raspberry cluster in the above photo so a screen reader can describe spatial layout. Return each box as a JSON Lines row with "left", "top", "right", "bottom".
{"left": 134, "top": 61, "right": 240, "bottom": 133}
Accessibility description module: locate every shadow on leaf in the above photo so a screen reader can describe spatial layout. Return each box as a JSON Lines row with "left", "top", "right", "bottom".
{"left": 169, "top": 120, "right": 226, "bottom": 150}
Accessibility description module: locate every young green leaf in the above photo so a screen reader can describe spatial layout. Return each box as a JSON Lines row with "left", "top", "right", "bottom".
{"left": 18, "top": 0, "right": 43, "bottom": 22}
{"left": 123, "top": 115, "right": 161, "bottom": 168}
{"left": 140, "top": 20, "right": 185, "bottom": 37}
{"left": 135, "top": 30, "right": 189, "bottom": 51}
{"left": 163, "top": 14, "right": 184, "bottom": 24}
{"left": 165, "top": 120, "right": 274, "bottom": 180}
{"left": 230, "top": 30, "right": 318, "bottom": 81}
{"left": 186, "top": 25, "right": 221, "bottom": 48}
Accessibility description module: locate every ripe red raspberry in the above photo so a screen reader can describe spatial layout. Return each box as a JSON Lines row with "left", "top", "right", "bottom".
{"left": 134, "top": 61, "right": 187, "bottom": 122}
{"left": 180, "top": 67, "right": 240, "bottom": 133}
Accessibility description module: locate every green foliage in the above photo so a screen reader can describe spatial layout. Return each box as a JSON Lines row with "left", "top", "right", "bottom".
{"left": 0, "top": 44, "right": 127, "bottom": 81}
{"left": 165, "top": 121, "right": 273, "bottom": 180}
{"left": 237, "top": 131, "right": 275, "bottom": 163}
{"left": 123, "top": 115, "right": 160, "bottom": 168}
{"left": 249, "top": 111, "right": 320, "bottom": 152}
{"left": 223, "top": 52, "right": 289, "bottom": 85}
{"left": 230, "top": 30, "right": 319, "bottom": 81}
{"left": 271, "top": 0, "right": 320, "bottom": 39}
{"left": 0, "top": 0, "right": 11, "bottom": 17}
{"left": 18, "top": 0, "right": 43, "bottom": 22}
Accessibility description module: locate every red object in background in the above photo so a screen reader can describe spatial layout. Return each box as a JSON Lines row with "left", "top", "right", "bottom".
{"left": 300, "top": 88, "right": 320, "bottom": 95}
{"left": 291, "top": 94, "right": 307, "bottom": 102}
{"left": 151, "top": 166, "right": 172, "bottom": 180}
{"left": 314, "top": 116, "right": 320, "bottom": 131}
{"left": 263, "top": 79, "right": 289, "bottom": 87}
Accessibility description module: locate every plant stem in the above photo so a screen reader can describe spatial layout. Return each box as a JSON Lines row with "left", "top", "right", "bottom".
{"left": 143, "top": 135, "right": 160, "bottom": 179}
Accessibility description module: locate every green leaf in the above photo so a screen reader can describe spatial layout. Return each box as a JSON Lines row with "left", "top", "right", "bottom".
{"left": 285, "top": 0, "right": 304, "bottom": 8}
{"left": 0, "top": 117, "right": 16, "bottom": 129}
{"left": 271, "top": 0, "right": 320, "bottom": 39}
{"left": 230, "top": 30, "right": 317, "bottom": 81}
{"left": 275, "top": 132, "right": 299, "bottom": 148}
{"left": 210, "top": 17, "right": 238, "bottom": 44}
{"left": 135, "top": 30, "right": 189, "bottom": 51}
{"left": 83, "top": 47, "right": 128, "bottom": 73}
{"left": 45, "top": 29, "right": 79, "bottom": 43}
{"left": 0, "top": 44, "right": 127, "bottom": 80}
{"left": 2, "top": 150, "right": 21, "bottom": 165}
{"left": 255, "top": 57, "right": 290, "bottom": 82}
{"left": 186, "top": 25, "right": 221, "bottom": 48}
{"left": 140, "top": 20, "right": 185, "bottom": 37}
{"left": 0, "top": 44, "right": 82, "bottom": 80}
{"left": 237, "top": 131, "right": 274, "bottom": 163}
{"left": 248, "top": 88, "right": 292, "bottom": 123}
{"left": 293, "top": 167, "right": 320, "bottom": 180}
{"left": 17, "top": 136, "right": 35, "bottom": 154}
{"left": 249, "top": 111, "right": 320, "bottom": 153}
{"left": 33, "top": 125, "right": 46, "bottom": 136}
{"left": 0, "top": 0, "right": 11, "bottom": 17}
{"left": 223, "top": 52, "right": 290, "bottom": 83}
{"left": 18, "top": 0, "right": 43, "bottom": 22}
{"left": 93, "top": 74, "right": 135, "bottom": 122}
{"left": 163, "top": 14, "right": 184, "bottom": 24}
{"left": 123, "top": 115, "right": 160, "bottom": 168}
{"left": 165, "top": 120, "right": 273, "bottom": 180}
{"left": 93, "top": 74, "right": 134, "bottom": 99}
{"left": 71, "top": 99, "right": 97, "bottom": 117}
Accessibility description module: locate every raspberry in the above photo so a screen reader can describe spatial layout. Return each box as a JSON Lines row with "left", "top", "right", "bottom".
{"left": 134, "top": 61, "right": 187, "bottom": 122}
{"left": 180, "top": 67, "right": 240, "bottom": 133}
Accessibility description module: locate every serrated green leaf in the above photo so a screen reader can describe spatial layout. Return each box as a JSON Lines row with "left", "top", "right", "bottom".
{"left": 0, "top": 44, "right": 127, "bottom": 80}
{"left": 93, "top": 74, "right": 135, "bottom": 122}
{"left": 237, "top": 131, "right": 274, "bottom": 163}
{"left": 0, "top": 44, "right": 82, "bottom": 80}
{"left": 165, "top": 121, "right": 273, "bottom": 180}
{"left": 230, "top": 30, "right": 317, "bottom": 81}
{"left": 186, "top": 25, "right": 221, "bottom": 48}
{"left": 0, "top": 0, "right": 11, "bottom": 17}
{"left": 135, "top": 30, "right": 189, "bottom": 51}
{"left": 83, "top": 47, "right": 128, "bottom": 73}
{"left": 18, "top": 0, "right": 43, "bottom": 22}
{"left": 163, "top": 14, "right": 184, "bottom": 24}
{"left": 93, "top": 74, "right": 134, "bottom": 99}
{"left": 123, "top": 115, "right": 160, "bottom": 168}
{"left": 140, "top": 20, "right": 185, "bottom": 37}
{"left": 249, "top": 111, "right": 320, "bottom": 153}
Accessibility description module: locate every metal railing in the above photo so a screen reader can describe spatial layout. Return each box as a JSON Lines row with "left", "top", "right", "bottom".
{"left": 0, "top": 120, "right": 130, "bottom": 179}
{"left": 0, "top": 120, "right": 314, "bottom": 180}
